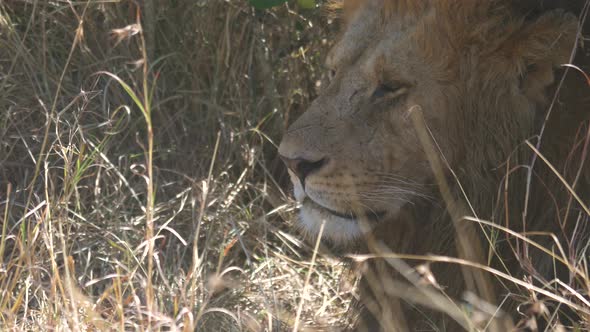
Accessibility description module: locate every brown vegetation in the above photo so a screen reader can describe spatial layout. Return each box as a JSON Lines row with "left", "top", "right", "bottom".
{"left": 0, "top": 1, "right": 589, "bottom": 331}
{"left": 0, "top": 1, "right": 355, "bottom": 330}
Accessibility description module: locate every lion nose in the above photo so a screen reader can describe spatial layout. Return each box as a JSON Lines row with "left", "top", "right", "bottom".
{"left": 280, "top": 156, "right": 326, "bottom": 182}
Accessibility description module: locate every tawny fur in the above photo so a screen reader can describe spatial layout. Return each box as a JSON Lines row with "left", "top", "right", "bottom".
{"left": 280, "top": 1, "right": 590, "bottom": 330}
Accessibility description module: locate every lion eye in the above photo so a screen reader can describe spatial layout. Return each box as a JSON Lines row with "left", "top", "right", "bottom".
{"left": 372, "top": 83, "right": 407, "bottom": 100}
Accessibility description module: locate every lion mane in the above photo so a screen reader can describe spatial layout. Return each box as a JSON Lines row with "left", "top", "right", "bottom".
{"left": 279, "top": 0, "right": 589, "bottom": 330}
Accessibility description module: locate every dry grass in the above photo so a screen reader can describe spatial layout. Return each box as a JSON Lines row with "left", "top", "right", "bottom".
{"left": 0, "top": 1, "right": 354, "bottom": 331}
{"left": 1, "top": 1, "right": 589, "bottom": 332}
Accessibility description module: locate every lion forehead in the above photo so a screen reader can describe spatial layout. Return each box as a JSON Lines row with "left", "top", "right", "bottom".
{"left": 327, "top": 0, "right": 389, "bottom": 70}
{"left": 330, "top": 0, "right": 575, "bottom": 87}
{"left": 328, "top": 1, "right": 450, "bottom": 79}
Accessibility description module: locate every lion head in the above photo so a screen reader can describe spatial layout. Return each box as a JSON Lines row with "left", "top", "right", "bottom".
{"left": 278, "top": 0, "right": 580, "bottom": 245}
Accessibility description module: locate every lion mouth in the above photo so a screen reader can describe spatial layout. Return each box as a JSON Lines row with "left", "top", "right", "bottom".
{"left": 303, "top": 198, "right": 386, "bottom": 223}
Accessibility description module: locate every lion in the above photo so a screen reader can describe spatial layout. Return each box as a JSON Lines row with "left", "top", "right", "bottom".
{"left": 278, "top": 0, "right": 589, "bottom": 330}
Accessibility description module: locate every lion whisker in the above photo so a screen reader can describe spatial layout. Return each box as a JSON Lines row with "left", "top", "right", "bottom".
{"left": 366, "top": 187, "right": 435, "bottom": 202}
{"left": 340, "top": 199, "right": 391, "bottom": 221}
{"left": 346, "top": 192, "right": 421, "bottom": 206}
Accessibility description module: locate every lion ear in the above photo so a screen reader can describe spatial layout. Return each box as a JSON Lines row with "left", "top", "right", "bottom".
{"left": 510, "top": 10, "right": 578, "bottom": 105}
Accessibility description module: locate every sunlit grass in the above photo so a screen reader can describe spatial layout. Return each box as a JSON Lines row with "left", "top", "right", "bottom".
{"left": 0, "top": 1, "right": 588, "bottom": 331}
{"left": 0, "top": 1, "right": 349, "bottom": 331}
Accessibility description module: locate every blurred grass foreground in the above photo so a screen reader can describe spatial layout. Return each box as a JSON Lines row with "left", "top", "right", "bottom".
{"left": 1, "top": 1, "right": 590, "bottom": 331}
{"left": 0, "top": 0, "right": 354, "bottom": 330}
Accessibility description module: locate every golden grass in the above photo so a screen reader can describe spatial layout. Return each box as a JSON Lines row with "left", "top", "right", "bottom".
{"left": 0, "top": 1, "right": 589, "bottom": 331}
{"left": 0, "top": 1, "right": 352, "bottom": 331}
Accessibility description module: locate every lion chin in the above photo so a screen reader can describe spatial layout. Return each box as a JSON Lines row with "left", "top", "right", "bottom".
{"left": 298, "top": 201, "right": 368, "bottom": 243}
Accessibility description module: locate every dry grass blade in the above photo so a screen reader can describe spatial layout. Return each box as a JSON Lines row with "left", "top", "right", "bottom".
{"left": 293, "top": 219, "right": 326, "bottom": 332}
{"left": 0, "top": 183, "right": 11, "bottom": 261}
{"left": 350, "top": 253, "right": 590, "bottom": 316}
{"left": 408, "top": 105, "right": 497, "bottom": 309}
{"left": 462, "top": 216, "right": 586, "bottom": 279}
{"left": 525, "top": 141, "right": 590, "bottom": 216}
